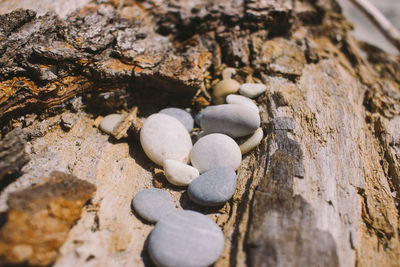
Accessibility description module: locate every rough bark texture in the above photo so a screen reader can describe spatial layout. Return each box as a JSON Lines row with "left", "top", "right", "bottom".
{"left": 0, "top": 128, "right": 29, "bottom": 183}
{"left": 0, "top": 0, "right": 400, "bottom": 266}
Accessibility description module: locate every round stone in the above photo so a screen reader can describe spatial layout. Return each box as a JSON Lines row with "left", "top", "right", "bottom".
{"left": 226, "top": 94, "right": 259, "bottom": 113}
{"left": 163, "top": 159, "right": 200, "bottom": 186}
{"left": 239, "top": 127, "right": 264, "bottom": 154}
{"left": 140, "top": 113, "right": 192, "bottom": 166}
{"left": 239, "top": 83, "right": 267, "bottom": 98}
{"left": 188, "top": 167, "right": 237, "bottom": 206}
{"left": 148, "top": 210, "right": 224, "bottom": 267}
{"left": 191, "top": 133, "right": 242, "bottom": 173}
{"left": 200, "top": 104, "right": 260, "bottom": 138}
{"left": 132, "top": 188, "right": 175, "bottom": 223}
{"left": 159, "top": 108, "right": 194, "bottom": 132}
{"left": 212, "top": 79, "right": 240, "bottom": 104}
{"left": 99, "top": 114, "right": 122, "bottom": 134}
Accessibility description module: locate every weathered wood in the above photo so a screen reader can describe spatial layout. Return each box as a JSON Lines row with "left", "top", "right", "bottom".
{"left": 0, "top": 128, "right": 29, "bottom": 182}
{"left": 0, "top": 0, "right": 399, "bottom": 266}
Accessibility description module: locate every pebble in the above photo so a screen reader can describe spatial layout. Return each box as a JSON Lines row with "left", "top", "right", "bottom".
{"left": 239, "top": 83, "right": 267, "bottom": 98}
{"left": 99, "top": 114, "right": 122, "bottom": 134}
{"left": 191, "top": 133, "right": 242, "bottom": 173}
{"left": 132, "top": 188, "right": 175, "bottom": 223}
{"left": 188, "top": 167, "right": 237, "bottom": 206}
{"left": 148, "top": 210, "right": 224, "bottom": 267}
{"left": 159, "top": 108, "right": 194, "bottom": 132}
{"left": 212, "top": 79, "right": 240, "bottom": 104}
{"left": 222, "top": 67, "right": 236, "bottom": 80}
{"left": 194, "top": 106, "right": 214, "bottom": 126}
{"left": 239, "top": 127, "right": 264, "bottom": 154}
{"left": 201, "top": 104, "right": 260, "bottom": 138}
{"left": 163, "top": 159, "right": 200, "bottom": 186}
{"left": 140, "top": 113, "right": 192, "bottom": 166}
{"left": 226, "top": 94, "right": 259, "bottom": 113}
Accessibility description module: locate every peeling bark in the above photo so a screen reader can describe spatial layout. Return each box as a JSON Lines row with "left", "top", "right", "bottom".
{"left": 0, "top": 172, "right": 96, "bottom": 266}
{"left": 0, "top": 128, "right": 29, "bottom": 183}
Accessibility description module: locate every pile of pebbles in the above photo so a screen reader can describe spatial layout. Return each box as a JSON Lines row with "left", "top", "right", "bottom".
{"left": 99, "top": 77, "right": 266, "bottom": 267}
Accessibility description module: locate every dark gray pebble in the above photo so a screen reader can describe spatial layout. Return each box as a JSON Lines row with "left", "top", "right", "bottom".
{"left": 188, "top": 167, "right": 237, "bottom": 206}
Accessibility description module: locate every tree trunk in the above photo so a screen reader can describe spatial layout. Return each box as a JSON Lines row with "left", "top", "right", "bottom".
{"left": 0, "top": 0, "right": 399, "bottom": 266}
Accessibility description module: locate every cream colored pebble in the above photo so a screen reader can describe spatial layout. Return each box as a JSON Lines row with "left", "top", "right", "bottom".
{"left": 239, "top": 83, "right": 267, "bottom": 98}
{"left": 239, "top": 128, "right": 264, "bottom": 154}
{"left": 99, "top": 114, "right": 122, "bottom": 134}
{"left": 222, "top": 68, "right": 236, "bottom": 80}
{"left": 163, "top": 159, "right": 200, "bottom": 186}
{"left": 140, "top": 114, "right": 192, "bottom": 166}
{"left": 212, "top": 79, "right": 240, "bottom": 104}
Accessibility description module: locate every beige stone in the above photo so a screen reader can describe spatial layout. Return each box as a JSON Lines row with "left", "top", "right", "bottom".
{"left": 212, "top": 79, "right": 240, "bottom": 104}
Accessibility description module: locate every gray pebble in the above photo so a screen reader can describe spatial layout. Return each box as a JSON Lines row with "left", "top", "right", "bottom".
{"left": 194, "top": 106, "right": 214, "bottom": 126}
{"left": 188, "top": 167, "right": 237, "bottom": 206}
{"left": 159, "top": 108, "right": 194, "bottom": 132}
{"left": 132, "top": 188, "right": 175, "bottom": 223}
{"left": 201, "top": 104, "right": 260, "bottom": 137}
{"left": 148, "top": 210, "right": 224, "bottom": 267}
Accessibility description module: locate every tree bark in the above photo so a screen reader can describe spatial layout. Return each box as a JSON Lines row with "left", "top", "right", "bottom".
{"left": 0, "top": 0, "right": 399, "bottom": 266}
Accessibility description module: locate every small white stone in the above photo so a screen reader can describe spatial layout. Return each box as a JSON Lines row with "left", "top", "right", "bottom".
{"left": 212, "top": 79, "right": 240, "bottom": 104}
{"left": 163, "top": 159, "right": 200, "bottom": 186}
{"left": 99, "top": 114, "right": 122, "bottom": 134}
{"left": 191, "top": 133, "right": 242, "bottom": 173}
{"left": 239, "top": 128, "right": 264, "bottom": 154}
{"left": 140, "top": 113, "right": 192, "bottom": 166}
{"left": 239, "top": 83, "right": 267, "bottom": 98}
{"left": 226, "top": 94, "right": 259, "bottom": 113}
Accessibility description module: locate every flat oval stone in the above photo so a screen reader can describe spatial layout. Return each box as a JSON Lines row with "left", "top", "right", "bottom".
{"left": 239, "top": 127, "right": 263, "bottom": 154}
{"left": 163, "top": 159, "right": 199, "bottom": 186}
{"left": 188, "top": 167, "right": 237, "bottom": 206}
{"left": 132, "top": 188, "right": 175, "bottom": 223}
{"left": 159, "top": 108, "right": 194, "bottom": 132}
{"left": 212, "top": 79, "right": 240, "bottom": 104}
{"left": 200, "top": 104, "right": 260, "bottom": 138}
{"left": 239, "top": 83, "right": 267, "bottom": 98}
{"left": 226, "top": 94, "right": 259, "bottom": 113}
{"left": 140, "top": 113, "right": 192, "bottom": 166}
{"left": 99, "top": 114, "right": 122, "bottom": 134}
{"left": 148, "top": 210, "right": 224, "bottom": 267}
{"left": 194, "top": 106, "right": 214, "bottom": 126}
{"left": 191, "top": 133, "right": 242, "bottom": 173}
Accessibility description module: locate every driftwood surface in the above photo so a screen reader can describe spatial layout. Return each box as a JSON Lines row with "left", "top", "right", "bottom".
{"left": 0, "top": 0, "right": 400, "bottom": 266}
